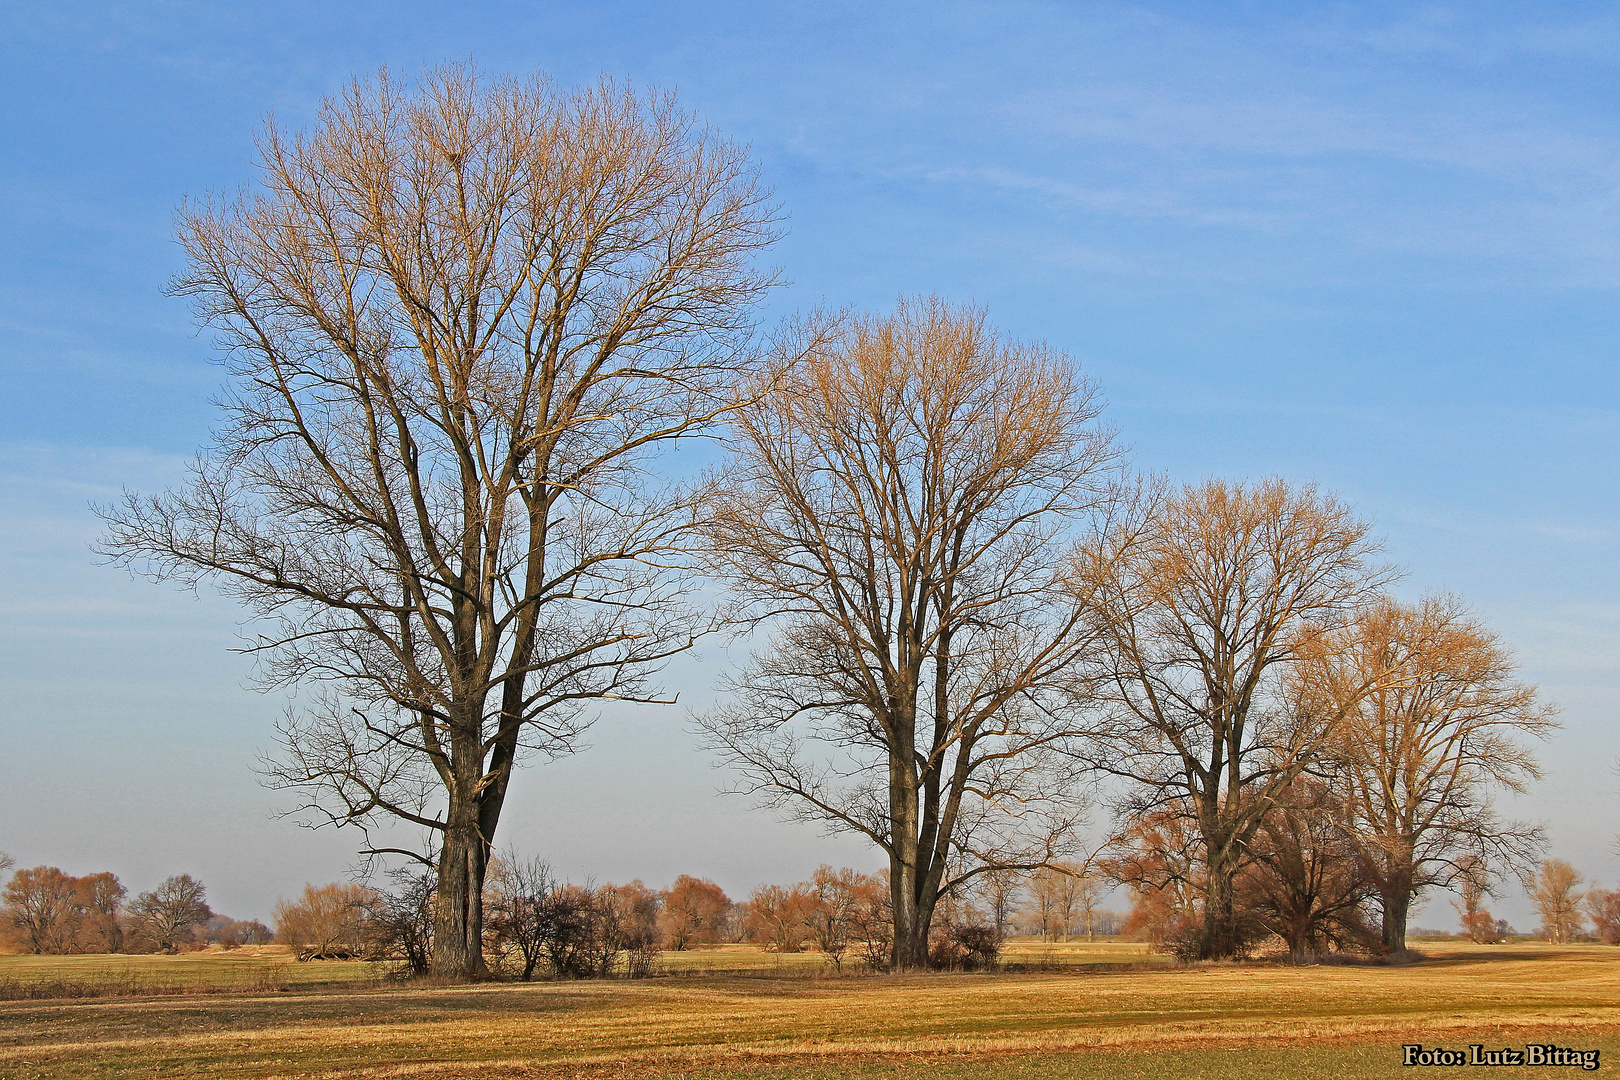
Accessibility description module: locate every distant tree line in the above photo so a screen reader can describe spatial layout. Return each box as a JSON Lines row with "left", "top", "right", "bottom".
{"left": 8, "top": 845, "right": 1613, "bottom": 971}
{"left": 264, "top": 860, "right": 1001, "bottom": 977}
{"left": 0, "top": 860, "right": 269, "bottom": 956}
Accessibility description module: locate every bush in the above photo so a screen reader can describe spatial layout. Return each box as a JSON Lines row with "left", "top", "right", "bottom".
{"left": 364, "top": 873, "right": 434, "bottom": 974}
{"left": 486, "top": 873, "right": 662, "bottom": 980}
{"left": 929, "top": 922, "right": 1000, "bottom": 971}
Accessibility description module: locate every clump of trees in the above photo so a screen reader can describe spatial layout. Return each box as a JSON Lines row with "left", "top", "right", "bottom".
{"left": 1090, "top": 549, "right": 1558, "bottom": 961}
{"left": 1021, "top": 863, "right": 1109, "bottom": 942}
{"left": 0, "top": 865, "right": 269, "bottom": 956}
{"left": 659, "top": 875, "right": 734, "bottom": 951}
{"left": 1, "top": 867, "right": 125, "bottom": 955}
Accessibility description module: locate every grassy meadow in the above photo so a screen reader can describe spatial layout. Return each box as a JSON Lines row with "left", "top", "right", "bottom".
{"left": 1, "top": 940, "right": 1616, "bottom": 1079}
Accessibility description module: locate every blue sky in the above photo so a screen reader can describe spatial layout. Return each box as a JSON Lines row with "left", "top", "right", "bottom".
{"left": 2, "top": 2, "right": 1617, "bottom": 928}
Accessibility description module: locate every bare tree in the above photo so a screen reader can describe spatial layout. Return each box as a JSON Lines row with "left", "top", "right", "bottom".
{"left": 699, "top": 298, "right": 1120, "bottom": 969}
{"left": 745, "top": 883, "right": 814, "bottom": 953}
{"left": 1531, "top": 859, "right": 1585, "bottom": 944}
{"left": 804, "top": 865, "right": 874, "bottom": 968}
{"left": 658, "top": 875, "right": 731, "bottom": 951}
{"left": 1025, "top": 862, "right": 1087, "bottom": 940}
{"left": 1452, "top": 854, "right": 1499, "bottom": 943}
{"left": 485, "top": 855, "right": 557, "bottom": 979}
{"left": 1082, "top": 478, "right": 1392, "bottom": 959}
{"left": 273, "top": 882, "right": 376, "bottom": 959}
{"left": 363, "top": 870, "right": 435, "bottom": 974}
{"left": 1237, "top": 777, "right": 1378, "bottom": 961}
{"left": 129, "top": 874, "right": 213, "bottom": 954}
{"left": 1299, "top": 595, "right": 1556, "bottom": 952}
{"left": 1586, "top": 887, "right": 1620, "bottom": 945}
{"left": 972, "top": 867, "right": 1024, "bottom": 942}
{"left": 847, "top": 871, "right": 895, "bottom": 969}
{"left": 73, "top": 873, "right": 126, "bottom": 954}
{"left": 2, "top": 867, "right": 84, "bottom": 955}
{"left": 1073, "top": 870, "right": 1106, "bottom": 941}
{"left": 98, "top": 66, "right": 780, "bottom": 977}
{"left": 595, "top": 881, "right": 663, "bottom": 977}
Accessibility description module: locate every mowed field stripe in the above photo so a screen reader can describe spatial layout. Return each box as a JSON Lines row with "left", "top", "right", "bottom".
{"left": 2, "top": 943, "right": 1617, "bottom": 1078}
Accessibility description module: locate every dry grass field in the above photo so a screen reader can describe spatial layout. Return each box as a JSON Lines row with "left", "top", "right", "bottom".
{"left": 1, "top": 940, "right": 1615, "bottom": 1079}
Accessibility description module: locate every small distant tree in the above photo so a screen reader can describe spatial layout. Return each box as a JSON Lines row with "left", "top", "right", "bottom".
{"left": 973, "top": 868, "right": 1024, "bottom": 943}
{"left": 129, "top": 874, "right": 213, "bottom": 954}
{"left": 1073, "top": 873, "right": 1108, "bottom": 942}
{"left": 273, "top": 882, "right": 374, "bottom": 959}
{"left": 1453, "top": 856, "right": 1498, "bottom": 943}
{"left": 1585, "top": 887, "right": 1620, "bottom": 946}
{"left": 199, "top": 915, "right": 239, "bottom": 948}
{"left": 1024, "top": 866, "right": 1071, "bottom": 941}
{"left": 658, "top": 876, "right": 731, "bottom": 951}
{"left": 804, "top": 866, "right": 876, "bottom": 968}
{"left": 1531, "top": 860, "right": 1585, "bottom": 944}
{"left": 196, "top": 914, "right": 273, "bottom": 950}
{"left": 746, "top": 883, "right": 814, "bottom": 953}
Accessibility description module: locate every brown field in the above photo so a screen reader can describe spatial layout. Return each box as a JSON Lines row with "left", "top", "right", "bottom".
{"left": 1, "top": 940, "right": 1616, "bottom": 1079}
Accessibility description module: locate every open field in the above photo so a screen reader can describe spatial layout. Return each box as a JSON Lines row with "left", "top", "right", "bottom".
{"left": 1, "top": 941, "right": 1616, "bottom": 1079}
{"left": 0, "top": 946, "right": 381, "bottom": 996}
{"left": 0, "top": 938, "right": 1167, "bottom": 990}
{"left": 657, "top": 938, "right": 1166, "bottom": 976}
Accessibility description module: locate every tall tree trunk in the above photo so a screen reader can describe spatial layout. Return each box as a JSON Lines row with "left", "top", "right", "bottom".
{"left": 1380, "top": 880, "right": 1412, "bottom": 954}
{"left": 1377, "top": 839, "right": 1414, "bottom": 954}
{"left": 1202, "top": 865, "right": 1238, "bottom": 960}
{"left": 889, "top": 852, "right": 939, "bottom": 971}
{"left": 432, "top": 786, "right": 488, "bottom": 977}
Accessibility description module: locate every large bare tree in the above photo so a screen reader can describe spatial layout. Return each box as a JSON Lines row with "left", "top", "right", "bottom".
{"left": 99, "top": 66, "right": 779, "bottom": 976}
{"left": 1297, "top": 595, "right": 1555, "bottom": 951}
{"left": 698, "top": 298, "right": 1121, "bottom": 969}
{"left": 1083, "top": 478, "right": 1391, "bottom": 959}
